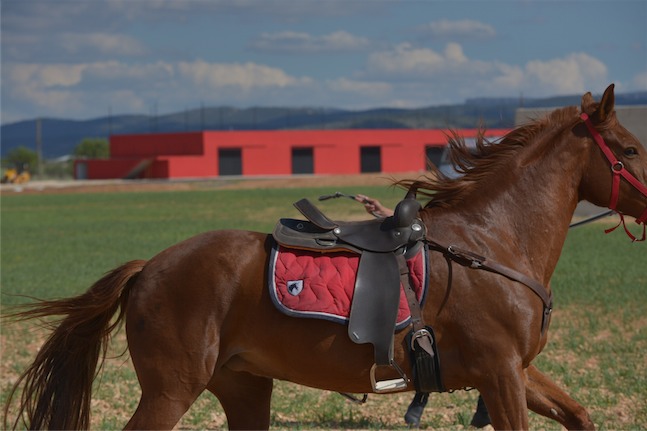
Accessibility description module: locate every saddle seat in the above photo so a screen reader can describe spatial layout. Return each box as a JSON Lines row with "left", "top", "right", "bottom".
{"left": 273, "top": 198, "right": 425, "bottom": 254}
{"left": 272, "top": 197, "right": 427, "bottom": 393}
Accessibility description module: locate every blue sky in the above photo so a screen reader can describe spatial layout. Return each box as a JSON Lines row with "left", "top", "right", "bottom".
{"left": 2, "top": 0, "right": 646, "bottom": 124}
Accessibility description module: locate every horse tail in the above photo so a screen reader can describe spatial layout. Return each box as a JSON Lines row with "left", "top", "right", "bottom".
{"left": 3, "top": 259, "right": 147, "bottom": 430}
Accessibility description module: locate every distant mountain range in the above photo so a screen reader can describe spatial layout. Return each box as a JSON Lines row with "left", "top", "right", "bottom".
{"left": 3, "top": 91, "right": 646, "bottom": 159}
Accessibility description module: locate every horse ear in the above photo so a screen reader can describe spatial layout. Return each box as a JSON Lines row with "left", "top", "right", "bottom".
{"left": 596, "top": 83, "right": 615, "bottom": 122}
{"left": 583, "top": 84, "right": 616, "bottom": 123}
{"left": 581, "top": 91, "right": 594, "bottom": 113}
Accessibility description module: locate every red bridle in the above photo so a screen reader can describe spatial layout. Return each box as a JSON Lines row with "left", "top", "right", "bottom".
{"left": 580, "top": 112, "right": 647, "bottom": 241}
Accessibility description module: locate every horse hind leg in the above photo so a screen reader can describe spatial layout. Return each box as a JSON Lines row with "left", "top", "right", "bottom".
{"left": 124, "top": 387, "right": 205, "bottom": 430}
{"left": 525, "top": 364, "right": 595, "bottom": 430}
{"left": 207, "top": 367, "right": 273, "bottom": 430}
{"left": 123, "top": 296, "right": 221, "bottom": 428}
{"left": 123, "top": 346, "right": 215, "bottom": 430}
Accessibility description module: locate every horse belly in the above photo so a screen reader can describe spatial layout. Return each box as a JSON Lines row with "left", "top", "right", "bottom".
{"left": 224, "top": 314, "right": 413, "bottom": 393}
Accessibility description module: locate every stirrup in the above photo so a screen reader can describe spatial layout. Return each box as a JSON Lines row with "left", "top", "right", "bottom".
{"left": 370, "top": 362, "right": 409, "bottom": 393}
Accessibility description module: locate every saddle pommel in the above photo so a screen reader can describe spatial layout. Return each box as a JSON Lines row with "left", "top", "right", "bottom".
{"left": 393, "top": 198, "right": 422, "bottom": 228}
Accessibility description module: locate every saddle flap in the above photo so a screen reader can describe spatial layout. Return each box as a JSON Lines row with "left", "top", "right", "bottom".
{"left": 348, "top": 251, "right": 401, "bottom": 366}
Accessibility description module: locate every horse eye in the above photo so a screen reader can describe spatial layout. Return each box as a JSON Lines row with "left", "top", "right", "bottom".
{"left": 623, "top": 147, "right": 639, "bottom": 157}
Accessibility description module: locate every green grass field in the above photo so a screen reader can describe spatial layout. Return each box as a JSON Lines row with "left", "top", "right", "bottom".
{"left": 1, "top": 184, "right": 646, "bottom": 429}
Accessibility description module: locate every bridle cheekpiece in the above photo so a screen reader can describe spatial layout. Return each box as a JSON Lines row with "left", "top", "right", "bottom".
{"left": 580, "top": 112, "right": 647, "bottom": 241}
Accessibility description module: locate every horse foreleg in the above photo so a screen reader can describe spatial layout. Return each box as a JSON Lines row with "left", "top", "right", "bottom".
{"left": 478, "top": 362, "right": 529, "bottom": 429}
{"left": 208, "top": 367, "right": 273, "bottom": 430}
{"left": 525, "top": 364, "right": 595, "bottom": 430}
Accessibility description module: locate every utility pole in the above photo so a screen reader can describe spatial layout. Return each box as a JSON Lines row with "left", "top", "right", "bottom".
{"left": 200, "top": 101, "right": 205, "bottom": 131}
{"left": 108, "top": 106, "right": 113, "bottom": 136}
{"left": 35, "top": 118, "right": 43, "bottom": 176}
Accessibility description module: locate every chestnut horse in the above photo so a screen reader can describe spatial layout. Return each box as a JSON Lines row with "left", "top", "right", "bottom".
{"left": 4, "top": 84, "right": 647, "bottom": 430}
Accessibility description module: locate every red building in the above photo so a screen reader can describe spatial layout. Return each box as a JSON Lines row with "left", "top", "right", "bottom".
{"left": 74, "top": 128, "right": 510, "bottom": 180}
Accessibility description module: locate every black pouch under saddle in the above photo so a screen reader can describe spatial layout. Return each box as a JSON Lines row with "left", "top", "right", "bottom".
{"left": 406, "top": 325, "right": 445, "bottom": 393}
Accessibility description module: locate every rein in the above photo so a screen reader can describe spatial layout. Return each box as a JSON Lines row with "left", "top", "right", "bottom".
{"left": 568, "top": 209, "right": 614, "bottom": 229}
{"left": 580, "top": 113, "right": 647, "bottom": 241}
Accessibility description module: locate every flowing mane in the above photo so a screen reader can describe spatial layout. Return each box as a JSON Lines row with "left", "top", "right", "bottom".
{"left": 401, "top": 105, "right": 582, "bottom": 209}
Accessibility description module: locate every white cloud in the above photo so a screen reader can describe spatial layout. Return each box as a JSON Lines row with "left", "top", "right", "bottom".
{"left": 367, "top": 43, "right": 445, "bottom": 76}
{"left": 3, "top": 62, "right": 156, "bottom": 117}
{"left": 177, "top": 60, "right": 312, "bottom": 91}
{"left": 524, "top": 53, "right": 608, "bottom": 94}
{"left": 7, "top": 61, "right": 176, "bottom": 91}
{"left": 490, "top": 63, "right": 525, "bottom": 89}
{"left": 367, "top": 42, "right": 473, "bottom": 79}
{"left": 9, "top": 63, "right": 86, "bottom": 88}
{"left": 363, "top": 43, "right": 610, "bottom": 100}
{"left": 59, "top": 32, "right": 147, "bottom": 56}
{"left": 6, "top": 60, "right": 308, "bottom": 95}
{"left": 2, "top": 60, "right": 314, "bottom": 119}
{"left": 250, "top": 30, "right": 370, "bottom": 53}
{"left": 421, "top": 19, "right": 496, "bottom": 39}
{"left": 85, "top": 61, "right": 175, "bottom": 82}
{"left": 0, "top": 46, "right": 615, "bottom": 122}
{"left": 444, "top": 43, "right": 468, "bottom": 64}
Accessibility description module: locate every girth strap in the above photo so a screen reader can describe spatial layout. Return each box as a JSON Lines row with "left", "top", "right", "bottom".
{"left": 397, "top": 254, "right": 434, "bottom": 358}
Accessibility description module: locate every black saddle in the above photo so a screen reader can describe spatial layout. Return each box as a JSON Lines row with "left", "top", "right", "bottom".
{"left": 272, "top": 197, "right": 426, "bottom": 392}
{"left": 274, "top": 198, "right": 425, "bottom": 253}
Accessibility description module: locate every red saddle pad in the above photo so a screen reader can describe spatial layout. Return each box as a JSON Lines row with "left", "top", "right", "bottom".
{"left": 269, "top": 242, "right": 428, "bottom": 329}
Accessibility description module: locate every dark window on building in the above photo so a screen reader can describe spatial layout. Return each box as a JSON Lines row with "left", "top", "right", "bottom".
{"left": 219, "top": 148, "right": 242, "bottom": 176}
{"left": 75, "top": 162, "right": 87, "bottom": 180}
{"left": 360, "top": 146, "right": 381, "bottom": 173}
{"left": 425, "top": 145, "right": 445, "bottom": 170}
{"left": 292, "top": 147, "right": 314, "bottom": 174}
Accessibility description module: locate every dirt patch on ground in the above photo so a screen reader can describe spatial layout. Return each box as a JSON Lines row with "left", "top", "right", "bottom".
{"left": 0, "top": 173, "right": 425, "bottom": 195}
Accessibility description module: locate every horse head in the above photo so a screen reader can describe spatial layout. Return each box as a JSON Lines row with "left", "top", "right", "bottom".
{"left": 578, "top": 84, "right": 647, "bottom": 236}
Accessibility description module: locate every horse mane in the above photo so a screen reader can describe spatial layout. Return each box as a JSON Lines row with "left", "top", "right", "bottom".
{"left": 398, "top": 106, "right": 583, "bottom": 209}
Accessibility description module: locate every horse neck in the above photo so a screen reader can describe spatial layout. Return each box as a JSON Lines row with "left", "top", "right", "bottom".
{"left": 433, "top": 126, "right": 585, "bottom": 282}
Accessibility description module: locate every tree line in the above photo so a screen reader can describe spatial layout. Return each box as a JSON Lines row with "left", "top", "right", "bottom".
{"left": 1, "top": 138, "right": 109, "bottom": 179}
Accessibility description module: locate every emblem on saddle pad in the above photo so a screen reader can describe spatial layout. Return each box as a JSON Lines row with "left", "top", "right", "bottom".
{"left": 286, "top": 280, "right": 304, "bottom": 296}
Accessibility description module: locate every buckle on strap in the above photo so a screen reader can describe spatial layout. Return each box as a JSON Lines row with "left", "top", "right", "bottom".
{"left": 410, "top": 327, "right": 436, "bottom": 360}
{"left": 410, "top": 328, "right": 432, "bottom": 350}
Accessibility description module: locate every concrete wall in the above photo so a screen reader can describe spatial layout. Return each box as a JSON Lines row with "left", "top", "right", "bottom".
{"left": 515, "top": 105, "right": 647, "bottom": 148}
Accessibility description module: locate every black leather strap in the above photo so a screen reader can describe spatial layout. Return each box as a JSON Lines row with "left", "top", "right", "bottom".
{"left": 397, "top": 254, "right": 434, "bottom": 358}
{"left": 293, "top": 198, "right": 337, "bottom": 230}
{"left": 427, "top": 238, "right": 553, "bottom": 335}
